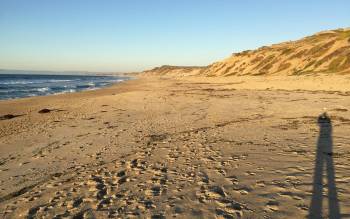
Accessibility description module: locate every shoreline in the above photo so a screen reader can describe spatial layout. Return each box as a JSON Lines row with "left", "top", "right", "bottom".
{"left": 1, "top": 75, "right": 350, "bottom": 218}
{"left": 0, "top": 74, "right": 133, "bottom": 102}
{"left": 2, "top": 74, "right": 350, "bottom": 104}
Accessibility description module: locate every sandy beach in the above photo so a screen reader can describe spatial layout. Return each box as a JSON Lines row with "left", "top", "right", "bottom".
{"left": 0, "top": 75, "right": 350, "bottom": 218}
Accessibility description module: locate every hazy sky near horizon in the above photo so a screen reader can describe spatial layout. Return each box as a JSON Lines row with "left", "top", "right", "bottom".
{"left": 1, "top": 0, "right": 350, "bottom": 72}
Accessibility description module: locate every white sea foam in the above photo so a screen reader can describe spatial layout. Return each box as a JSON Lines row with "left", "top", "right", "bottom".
{"left": 47, "top": 79, "right": 73, "bottom": 83}
{"left": 37, "top": 87, "right": 50, "bottom": 92}
{"left": 0, "top": 79, "right": 74, "bottom": 85}
{"left": 54, "top": 89, "right": 76, "bottom": 95}
{"left": 0, "top": 80, "right": 36, "bottom": 85}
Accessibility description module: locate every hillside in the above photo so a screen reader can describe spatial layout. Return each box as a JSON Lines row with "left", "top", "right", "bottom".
{"left": 141, "top": 65, "right": 205, "bottom": 77}
{"left": 142, "top": 28, "right": 350, "bottom": 76}
{"left": 202, "top": 28, "right": 350, "bottom": 76}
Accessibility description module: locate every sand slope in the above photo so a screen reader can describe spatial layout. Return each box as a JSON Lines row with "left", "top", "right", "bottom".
{"left": 0, "top": 77, "right": 350, "bottom": 218}
{"left": 142, "top": 28, "right": 350, "bottom": 77}
{"left": 142, "top": 65, "right": 205, "bottom": 77}
{"left": 202, "top": 28, "right": 350, "bottom": 76}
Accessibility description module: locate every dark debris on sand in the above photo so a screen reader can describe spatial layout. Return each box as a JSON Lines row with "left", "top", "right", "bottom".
{"left": 38, "top": 109, "right": 52, "bottom": 114}
{"left": 0, "top": 114, "right": 23, "bottom": 120}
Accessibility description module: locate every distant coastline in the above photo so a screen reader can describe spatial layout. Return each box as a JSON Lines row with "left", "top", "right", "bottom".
{"left": 0, "top": 69, "right": 132, "bottom": 77}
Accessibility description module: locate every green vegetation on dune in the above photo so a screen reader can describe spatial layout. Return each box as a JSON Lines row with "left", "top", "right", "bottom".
{"left": 336, "top": 29, "right": 350, "bottom": 40}
{"left": 170, "top": 28, "right": 350, "bottom": 77}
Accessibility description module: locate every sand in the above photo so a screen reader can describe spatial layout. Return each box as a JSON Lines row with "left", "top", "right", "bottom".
{"left": 0, "top": 75, "right": 350, "bottom": 218}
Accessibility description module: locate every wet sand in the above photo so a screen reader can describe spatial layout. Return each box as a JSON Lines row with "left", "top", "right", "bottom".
{"left": 0, "top": 76, "right": 350, "bottom": 218}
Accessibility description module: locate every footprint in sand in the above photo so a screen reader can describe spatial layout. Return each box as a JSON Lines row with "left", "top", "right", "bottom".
{"left": 265, "top": 200, "right": 279, "bottom": 211}
{"left": 244, "top": 171, "right": 256, "bottom": 176}
{"left": 233, "top": 185, "right": 252, "bottom": 195}
{"left": 225, "top": 175, "right": 238, "bottom": 185}
{"left": 255, "top": 180, "right": 266, "bottom": 187}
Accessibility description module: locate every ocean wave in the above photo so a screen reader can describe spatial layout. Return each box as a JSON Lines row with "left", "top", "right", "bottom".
{"left": 37, "top": 87, "right": 50, "bottom": 92}
{"left": 54, "top": 89, "right": 76, "bottom": 95}
{"left": 0, "top": 80, "right": 37, "bottom": 85}
{"left": 0, "top": 75, "right": 129, "bottom": 100}
{"left": 0, "top": 79, "right": 74, "bottom": 85}
{"left": 47, "top": 79, "right": 74, "bottom": 83}
{"left": 76, "top": 83, "right": 96, "bottom": 89}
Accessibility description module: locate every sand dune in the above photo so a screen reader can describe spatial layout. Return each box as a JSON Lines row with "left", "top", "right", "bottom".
{"left": 143, "top": 28, "right": 350, "bottom": 77}
{"left": 142, "top": 65, "right": 205, "bottom": 77}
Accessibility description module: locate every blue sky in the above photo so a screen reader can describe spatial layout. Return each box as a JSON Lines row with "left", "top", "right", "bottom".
{"left": 0, "top": 0, "right": 349, "bottom": 72}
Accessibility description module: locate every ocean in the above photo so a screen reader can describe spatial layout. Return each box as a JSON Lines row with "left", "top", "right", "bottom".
{"left": 0, "top": 73, "right": 129, "bottom": 100}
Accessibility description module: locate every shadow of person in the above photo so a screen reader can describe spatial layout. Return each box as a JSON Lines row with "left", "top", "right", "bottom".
{"left": 309, "top": 113, "right": 341, "bottom": 219}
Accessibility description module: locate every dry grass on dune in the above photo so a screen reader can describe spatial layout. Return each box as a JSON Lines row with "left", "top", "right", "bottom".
{"left": 142, "top": 28, "right": 350, "bottom": 77}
